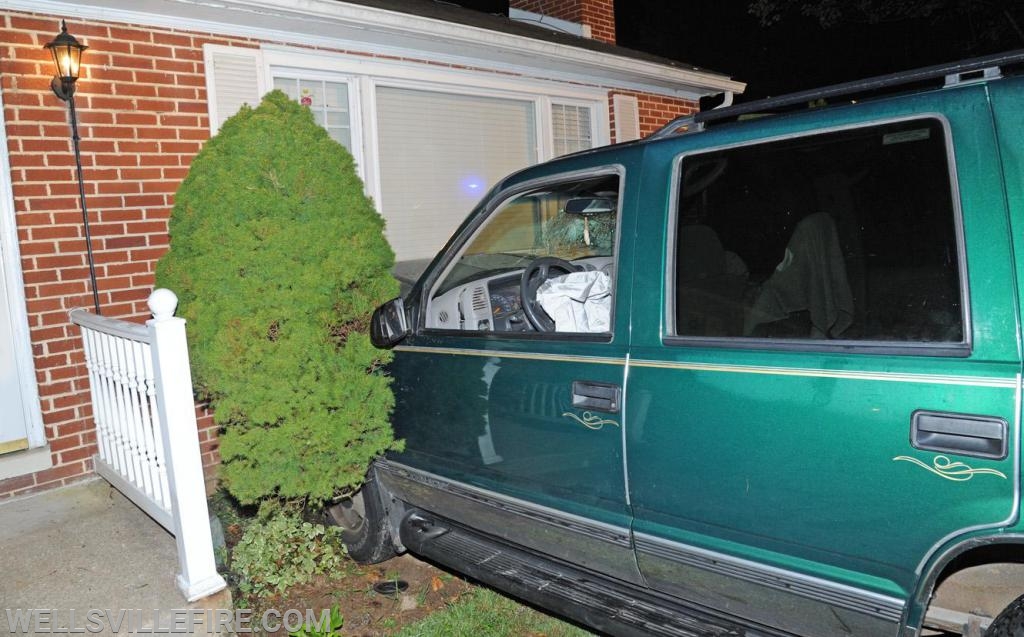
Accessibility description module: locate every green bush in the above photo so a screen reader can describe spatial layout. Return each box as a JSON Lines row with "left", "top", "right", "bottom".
{"left": 156, "top": 90, "right": 400, "bottom": 505}
{"left": 231, "top": 508, "right": 344, "bottom": 598}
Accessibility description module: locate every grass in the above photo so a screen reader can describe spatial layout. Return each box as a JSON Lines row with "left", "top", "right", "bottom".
{"left": 395, "top": 587, "right": 595, "bottom": 637}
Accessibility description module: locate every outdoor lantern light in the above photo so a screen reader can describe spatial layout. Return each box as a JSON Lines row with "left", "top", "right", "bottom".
{"left": 44, "top": 20, "right": 101, "bottom": 314}
{"left": 44, "top": 20, "right": 87, "bottom": 99}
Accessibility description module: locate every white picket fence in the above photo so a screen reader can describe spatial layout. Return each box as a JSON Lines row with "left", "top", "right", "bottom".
{"left": 69, "top": 289, "right": 226, "bottom": 602}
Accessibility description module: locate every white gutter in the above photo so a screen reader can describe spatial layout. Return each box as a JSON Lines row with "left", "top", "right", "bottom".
{"left": 3, "top": 0, "right": 745, "bottom": 98}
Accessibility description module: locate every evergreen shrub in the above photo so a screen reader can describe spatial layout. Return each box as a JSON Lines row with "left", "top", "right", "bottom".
{"left": 156, "top": 90, "right": 400, "bottom": 505}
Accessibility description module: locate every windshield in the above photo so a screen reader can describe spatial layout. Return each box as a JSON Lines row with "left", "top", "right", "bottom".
{"left": 436, "top": 174, "right": 619, "bottom": 294}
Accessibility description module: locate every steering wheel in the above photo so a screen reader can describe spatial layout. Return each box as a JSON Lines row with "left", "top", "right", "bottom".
{"left": 520, "top": 256, "right": 582, "bottom": 332}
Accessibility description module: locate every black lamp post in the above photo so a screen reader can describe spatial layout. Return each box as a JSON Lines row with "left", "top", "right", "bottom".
{"left": 45, "top": 20, "right": 101, "bottom": 314}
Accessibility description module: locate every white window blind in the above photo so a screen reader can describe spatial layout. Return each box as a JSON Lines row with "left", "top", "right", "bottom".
{"left": 551, "top": 103, "right": 593, "bottom": 156}
{"left": 203, "top": 45, "right": 264, "bottom": 133}
{"left": 272, "top": 76, "right": 354, "bottom": 154}
{"left": 376, "top": 87, "right": 537, "bottom": 261}
{"left": 612, "top": 94, "right": 641, "bottom": 142}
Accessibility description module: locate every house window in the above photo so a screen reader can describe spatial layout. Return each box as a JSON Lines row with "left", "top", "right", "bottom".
{"left": 272, "top": 77, "right": 354, "bottom": 153}
{"left": 375, "top": 86, "right": 539, "bottom": 261}
{"left": 552, "top": 103, "right": 593, "bottom": 156}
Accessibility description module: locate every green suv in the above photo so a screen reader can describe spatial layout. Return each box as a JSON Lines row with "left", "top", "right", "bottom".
{"left": 351, "top": 51, "right": 1024, "bottom": 637}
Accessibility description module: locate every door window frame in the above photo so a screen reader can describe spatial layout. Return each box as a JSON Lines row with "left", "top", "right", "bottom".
{"left": 664, "top": 114, "right": 972, "bottom": 357}
{"left": 417, "top": 165, "right": 626, "bottom": 343}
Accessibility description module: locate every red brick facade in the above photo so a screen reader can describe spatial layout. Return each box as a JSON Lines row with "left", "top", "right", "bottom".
{"left": 0, "top": 8, "right": 698, "bottom": 500}
{"left": 610, "top": 91, "right": 699, "bottom": 141}
{"left": 0, "top": 14, "right": 244, "bottom": 499}
{"left": 510, "top": 0, "right": 617, "bottom": 44}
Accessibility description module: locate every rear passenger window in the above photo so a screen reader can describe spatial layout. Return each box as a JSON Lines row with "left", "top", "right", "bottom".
{"left": 673, "top": 118, "right": 964, "bottom": 346}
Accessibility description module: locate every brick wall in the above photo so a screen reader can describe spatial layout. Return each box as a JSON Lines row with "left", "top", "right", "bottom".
{"left": 610, "top": 91, "right": 699, "bottom": 141}
{"left": 0, "top": 13, "right": 241, "bottom": 499}
{"left": 510, "top": 0, "right": 616, "bottom": 44}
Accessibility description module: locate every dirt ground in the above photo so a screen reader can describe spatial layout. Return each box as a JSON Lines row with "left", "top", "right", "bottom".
{"left": 246, "top": 553, "right": 474, "bottom": 636}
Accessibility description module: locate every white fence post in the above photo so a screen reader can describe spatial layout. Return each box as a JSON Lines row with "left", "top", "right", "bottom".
{"left": 147, "top": 289, "right": 227, "bottom": 602}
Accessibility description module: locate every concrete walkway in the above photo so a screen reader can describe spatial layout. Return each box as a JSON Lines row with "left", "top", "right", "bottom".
{"left": 0, "top": 478, "right": 231, "bottom": 636}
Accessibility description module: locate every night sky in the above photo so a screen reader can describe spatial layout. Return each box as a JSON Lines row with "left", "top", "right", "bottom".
{"left": 614, "top": 1, "right": 1023, "bottom": 101}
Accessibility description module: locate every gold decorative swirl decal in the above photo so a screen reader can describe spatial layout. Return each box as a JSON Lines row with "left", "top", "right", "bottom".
{"left": 562, "top": 411, "right": 620, "bottom": 430}
{"left": 893, "top": 455, "right": 1007, "bottom": 481}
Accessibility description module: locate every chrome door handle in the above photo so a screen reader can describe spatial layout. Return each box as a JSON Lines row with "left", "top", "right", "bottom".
{"left": 572, "top": 381, "right": 621, "bottom": 413}
{"left": 911, "top": 410, "right": 1008, "bottom": 459}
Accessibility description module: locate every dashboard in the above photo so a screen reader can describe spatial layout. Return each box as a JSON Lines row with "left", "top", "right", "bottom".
{"left": 427, "top": 272, "right": 530, "bottom": 332}
{"left": 486, "top": 276, "right": 530, "bottom": 331}
{"left": 425, "top": 257, "right": 614, "bottom": 332}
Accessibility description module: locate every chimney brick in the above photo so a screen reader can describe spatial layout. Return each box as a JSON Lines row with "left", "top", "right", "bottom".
{"left": 509, "top": 0, "right": 617, "bottom": 44}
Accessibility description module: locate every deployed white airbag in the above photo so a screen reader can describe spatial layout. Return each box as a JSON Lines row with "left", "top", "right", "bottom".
{"left": 536, "top": 271, "right": 612, "bottom": 333}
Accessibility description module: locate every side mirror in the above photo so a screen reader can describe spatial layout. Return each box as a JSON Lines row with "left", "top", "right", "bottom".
{"left": 370, "top": 297, "right": 410, "bottom": 349}
{"left": 564, "top": 196, "right": 616, "bottom": 216}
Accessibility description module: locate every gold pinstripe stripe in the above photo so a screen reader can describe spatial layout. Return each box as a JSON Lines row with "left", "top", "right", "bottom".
{"left": 394, "top": 345, "right": 624, "bottom": 366}
{"left": 629, "top": 359, "right": 1018, "bottom": 388}
{"left": 394, "top": 346, "right": 1017, "bottom": 388}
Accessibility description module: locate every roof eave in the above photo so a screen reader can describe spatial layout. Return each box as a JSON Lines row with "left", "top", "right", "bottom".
{"left": 5, "top": 0, "right": 744, "bottom": 98}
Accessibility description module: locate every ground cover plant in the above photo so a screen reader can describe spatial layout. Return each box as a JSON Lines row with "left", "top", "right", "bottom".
{"left": 230, "top": 505, "right": 345, "bottom": 598}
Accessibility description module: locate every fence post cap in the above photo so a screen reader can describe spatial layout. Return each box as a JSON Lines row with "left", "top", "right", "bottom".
{"left": 148, "top": 288, "right": 179, "bottom": 320}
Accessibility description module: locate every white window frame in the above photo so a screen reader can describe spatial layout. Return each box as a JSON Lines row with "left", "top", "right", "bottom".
{"left": 259, "top": 45, "right": 610, "bottom": 209}
{"left": 548, "top": 98, "right": 599, "bottom": 157}
{"left": 268, "top": 68, "right": 365, "bottom": 180}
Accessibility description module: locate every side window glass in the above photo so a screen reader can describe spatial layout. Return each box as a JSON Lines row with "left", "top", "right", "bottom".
{"left": 674, "top": 119, "right": 964, "bottom": 345}
{"left": 427, "top": 173, "right": 620, "bottom": 335}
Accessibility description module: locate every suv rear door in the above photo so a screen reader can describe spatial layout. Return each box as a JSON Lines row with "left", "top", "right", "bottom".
{"left": 626, "top": 84, "right": 1020, "bottom": 636}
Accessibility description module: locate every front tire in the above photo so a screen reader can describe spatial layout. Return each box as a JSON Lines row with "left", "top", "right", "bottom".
{"left": 986, "top": 594, "right": 1024, "bottom": 637}
{"left": 327, "top": 473, "right": 397, "bottom": 564}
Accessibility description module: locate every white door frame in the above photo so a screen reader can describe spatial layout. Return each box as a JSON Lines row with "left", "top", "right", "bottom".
{"left": 0, "top": 88, "right": 46, "bottom": 451}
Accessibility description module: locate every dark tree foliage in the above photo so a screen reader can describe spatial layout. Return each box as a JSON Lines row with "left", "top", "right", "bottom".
{"left": 749, "top": 0, "right": 1024, "bottom": 52}
{"left": 156, "top": 90, "right": 401, "bottom": 505}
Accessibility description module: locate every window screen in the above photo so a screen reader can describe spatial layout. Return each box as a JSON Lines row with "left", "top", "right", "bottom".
{"left": 376, "top": 87, "right": 537, "bottom": 261}
{"left": 674, "top": 118, "right": 963, "bottom": 345}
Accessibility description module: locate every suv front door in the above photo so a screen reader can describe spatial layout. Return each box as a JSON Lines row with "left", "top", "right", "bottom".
{"left": 626, "top": 89, "right": 1019, "bottom": 636}
{"left": 381, "top": 161, "right": 642, "bottom": 584}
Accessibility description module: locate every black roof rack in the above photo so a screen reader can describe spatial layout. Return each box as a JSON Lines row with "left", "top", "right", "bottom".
{"left": 651, "top": 48, "right": 1024, "bottom": 140}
